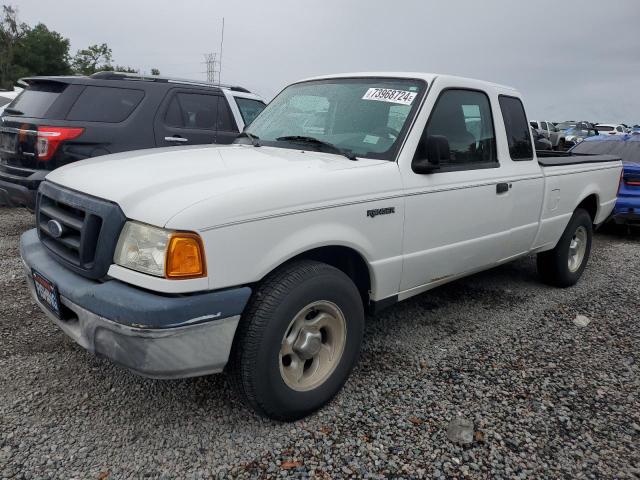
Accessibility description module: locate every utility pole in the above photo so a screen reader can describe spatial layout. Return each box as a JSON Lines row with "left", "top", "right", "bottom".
{"left": 218, "top": 18, "right": 225, "bottom": 85}
{"left": 203, "top": 18, "right": 225, "bottom": 84}
{"left": 203, "top": 52, "right": 219, "bottom": 84}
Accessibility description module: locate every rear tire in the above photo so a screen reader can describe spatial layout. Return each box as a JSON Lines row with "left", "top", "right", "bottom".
{"left": 230, "top": 260, "right": 364, "bottom": 421}
{"left": 537, "top": 208, "right": 593, "bottom": 287}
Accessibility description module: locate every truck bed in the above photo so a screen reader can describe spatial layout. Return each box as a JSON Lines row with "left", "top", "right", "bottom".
{"left": 536, "top": 150, "right": 621, "bottom": 167}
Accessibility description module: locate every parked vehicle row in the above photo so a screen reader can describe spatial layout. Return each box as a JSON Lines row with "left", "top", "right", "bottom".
{"left": 529, "top": 120, "right": 566, "bottom": 150}
{"left": 531, "top": 120, "right": 640, "bottom": 152}
{"left": 17, "top": 72, "right": 623, "bottom": 420}
{"left": 531, "top": 126, "right": 553, "bottom": 150}
{"left": 0, "top": 72, "right": 265, "bottom": 208}
{"left": 594, "top": 123, "right": 627, "bottom": 135}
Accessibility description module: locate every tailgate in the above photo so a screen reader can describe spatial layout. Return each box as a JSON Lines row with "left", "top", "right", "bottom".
{"left": 0, "top": 123, "right": 40, "bottom": 170}
{"left": 0, "top": 79, "right": 70, "bottom": 171}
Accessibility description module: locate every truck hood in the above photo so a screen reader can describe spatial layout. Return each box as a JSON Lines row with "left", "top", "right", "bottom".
{"left": 46, "top": 144, "right": 394, "bottom": 229}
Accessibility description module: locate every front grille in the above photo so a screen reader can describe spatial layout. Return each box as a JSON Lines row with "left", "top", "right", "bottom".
{"left": 36, "top": 181, "right": 126, "bottom": 279}
{"left": 38, "top": 194, "right": 101, "bottom": 268}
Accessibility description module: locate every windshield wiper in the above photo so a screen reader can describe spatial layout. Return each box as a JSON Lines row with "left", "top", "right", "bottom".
{"left": 236, "top": 131, "right": 261, "bottom": 147}
{"left": 3, "top": 108, "right": 24, "bottom": 115}
{"left": 276, "top": 135, "right": 357, "bottom": 161}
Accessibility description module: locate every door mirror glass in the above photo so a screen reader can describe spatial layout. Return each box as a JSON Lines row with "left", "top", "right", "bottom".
{"left": 412, "top": 135, "right": 450, "bottom": 173}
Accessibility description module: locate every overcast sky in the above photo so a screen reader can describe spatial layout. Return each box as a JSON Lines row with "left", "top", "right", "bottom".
{"left": 14, "top": 0, "right": 640, "bottom": 124}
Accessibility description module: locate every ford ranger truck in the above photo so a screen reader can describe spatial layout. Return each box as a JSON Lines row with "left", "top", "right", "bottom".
{"left": 20, "top": 73, "right": 622, "bottom": 420}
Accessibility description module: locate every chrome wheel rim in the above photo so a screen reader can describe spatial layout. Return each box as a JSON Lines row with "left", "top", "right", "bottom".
{"left": 568, "top": 226, "right": 588, "bottom": 273}
{"left": 279, "top": 301, "right": 347, "bottom": 392}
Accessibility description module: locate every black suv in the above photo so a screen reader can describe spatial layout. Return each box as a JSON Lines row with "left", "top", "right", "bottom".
{"left": 0, "top": 72, "right": 266, "bottom": 208}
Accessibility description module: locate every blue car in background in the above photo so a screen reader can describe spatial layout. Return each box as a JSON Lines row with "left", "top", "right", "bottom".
{"left": 571, "top": 134, "right": 640, "bottom": 225}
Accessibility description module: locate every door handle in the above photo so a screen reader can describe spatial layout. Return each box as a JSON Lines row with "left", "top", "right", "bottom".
{"left": 496, "top": 182, "right": 512, "bottom": 194}
{"left": 164, "top": 136, "right": 188, "bottom": 143}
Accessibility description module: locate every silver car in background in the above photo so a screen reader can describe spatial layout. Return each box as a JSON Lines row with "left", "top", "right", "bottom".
{"left": 530, "top": 120, "right": 566, "bottom": 150}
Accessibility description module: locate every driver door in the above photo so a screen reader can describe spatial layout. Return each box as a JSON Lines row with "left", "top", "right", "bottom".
{"left": 399, "top": 85, "right": 512, "bottom": 293}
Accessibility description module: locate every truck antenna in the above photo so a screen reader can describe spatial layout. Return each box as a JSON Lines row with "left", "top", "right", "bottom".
{"left": 218, "top": 17, "right": 225, "bottom": 85}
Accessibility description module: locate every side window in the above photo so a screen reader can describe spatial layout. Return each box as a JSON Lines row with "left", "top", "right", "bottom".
{"left": 164, "top": 93, "right": 236, "bottom": 131}
{"left": 234, "top": 97, "right": 266, "bottom": 126}
{"left": 541, "top": 121, "right": 548, "bottom": 130}
{"left": 499, "top": 95, "right": 533, "bottom": 161}
{"left": 164, "top": 96, "right": 183, "bottom": 127}
{"left": 530, "top": 121, "right": 539, "bottom": 129}
{"left": 66, "top": 86, "right": 144, "bottom": 123}
{"left": 423, "top": 89, "right": 497, "bottom": 167}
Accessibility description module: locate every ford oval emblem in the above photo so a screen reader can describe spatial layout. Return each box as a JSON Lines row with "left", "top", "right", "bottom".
{"left": 47, "top": 219, "right": 64, "bottom": 238}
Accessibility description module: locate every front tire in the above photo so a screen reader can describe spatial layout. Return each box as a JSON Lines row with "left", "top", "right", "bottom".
{"left": 230, "top": 260, "right": 364, "bottom": 421}
{"left": 537, "top": 208, "right": 593, "bottom": 287}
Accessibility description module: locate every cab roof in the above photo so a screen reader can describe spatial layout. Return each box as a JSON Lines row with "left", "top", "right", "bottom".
{"left": 300, "top": 72, "right": 518, "bottom": 93}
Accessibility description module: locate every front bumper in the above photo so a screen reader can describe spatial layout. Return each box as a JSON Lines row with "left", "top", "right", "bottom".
{"left": 0, "top": 178, "right": 36, "bottom": 209}
{"left": 0, "top": 162, "right": 47, "bottom": 208}
{"left": 20, "top": 229, "right": 252, "bottom": 379}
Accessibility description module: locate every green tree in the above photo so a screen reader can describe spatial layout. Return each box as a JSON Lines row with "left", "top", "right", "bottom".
{"left": 114, "top": 66, "right": 139, "bottom": 73}
{"left": 71, "top": 43, "right": 112, "bottom": 75}
{"left": 0, "top": 5, "right": 28, "bottom": 89}
{"left": 1, "top": 5, "right": 157, "bottom": 85}
{"left": 100, "top": 64, "right": 139, "bottom": 74}
{"left": 13, "top": 23, "right": 71, "bottom": 77}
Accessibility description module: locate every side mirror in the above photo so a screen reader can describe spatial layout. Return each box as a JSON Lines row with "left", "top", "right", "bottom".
{"left": 412, "top": 135, "right": 449, "bottom": 174}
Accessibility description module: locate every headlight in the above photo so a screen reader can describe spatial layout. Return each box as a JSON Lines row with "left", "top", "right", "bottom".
{"left": 114, "top": 221, "right": 206, "bottom": 279}
{"left": 575, "top": 137, "right": 584, "bottom": 143}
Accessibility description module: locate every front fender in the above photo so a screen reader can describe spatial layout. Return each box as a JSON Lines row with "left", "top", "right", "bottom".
{"left": 201, "top": 202, "right": 405, "bottom": 301}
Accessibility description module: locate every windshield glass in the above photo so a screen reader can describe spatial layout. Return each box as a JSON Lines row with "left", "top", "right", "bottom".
{"left": 241, "top": 77, "right": 426, "bottom": 160}
{"left": 572, "top": 138, "right": 640, "bottom": 163}
{"left": 556, "top": 122, "right": 576, "bottom": 131}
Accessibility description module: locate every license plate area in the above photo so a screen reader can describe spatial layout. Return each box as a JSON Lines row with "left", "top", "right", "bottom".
{"left": 32, "top": 269, "right": 62, "bottom": 318}
{"left": 0, "top": 131, "right": 17, "bottom": 153}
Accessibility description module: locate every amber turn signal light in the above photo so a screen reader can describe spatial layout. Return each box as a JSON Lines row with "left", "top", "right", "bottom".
{"left": 165, "top": 233, "right": 206, "bottom": 279}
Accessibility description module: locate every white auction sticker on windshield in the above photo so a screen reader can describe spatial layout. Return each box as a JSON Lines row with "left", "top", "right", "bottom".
{"left": 362, "top": 88, "right": 417, "bottom": 105}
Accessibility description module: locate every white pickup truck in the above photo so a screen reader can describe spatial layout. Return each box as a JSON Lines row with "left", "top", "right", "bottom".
{"left": 20, "top": 73, "right": 622, "bottom": 420}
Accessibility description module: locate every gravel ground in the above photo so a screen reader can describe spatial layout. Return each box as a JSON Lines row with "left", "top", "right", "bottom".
{"left": 1, "top": 206, "right": 639, "bottom": 479}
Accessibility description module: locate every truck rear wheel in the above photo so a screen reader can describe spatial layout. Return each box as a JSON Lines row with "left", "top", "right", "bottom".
{"left": 537, "top": 208, "right": 593, "bottom": 287}
{"left": 230, "top": 260, "right": 364, "bottom": 421}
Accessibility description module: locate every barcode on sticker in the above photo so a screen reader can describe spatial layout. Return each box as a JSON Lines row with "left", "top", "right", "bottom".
{"left": 362, "top": 88, "right": 417, "bottom": 105}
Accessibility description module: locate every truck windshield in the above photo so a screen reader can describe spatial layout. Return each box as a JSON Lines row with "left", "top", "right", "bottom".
{"left": 241, "top": 77, "right": 426, "bottom": 160}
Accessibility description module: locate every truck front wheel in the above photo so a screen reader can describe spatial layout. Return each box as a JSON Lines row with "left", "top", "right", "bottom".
{"left": 230, "top": 260, "right": 364, "bottom": 421}
{"left": 537, "top": 208, "right": 593, "bottom": 287}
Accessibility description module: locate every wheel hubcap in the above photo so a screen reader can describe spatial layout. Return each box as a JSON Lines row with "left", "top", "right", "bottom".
{"left": 279, "top": 301, "right": 347, "bottom": 391}
{"left": 568, "top": 225, "right": 587, "bottom": 273}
